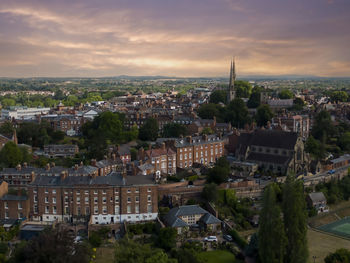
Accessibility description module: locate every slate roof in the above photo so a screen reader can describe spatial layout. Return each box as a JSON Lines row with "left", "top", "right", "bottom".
{"left": 247, "top": 153, "right": 292, "bottom": 165}
{"left": 0, "top": 194, "right": 28, "bottom": 201}
{"left": 164, "top": 205, "right": 221, "bottom": 228}
{"left": 308, "top": 192, "right": 326, "bottom": 203}
{"left": 29, "top": 172, "right": 155, "bottom": 187}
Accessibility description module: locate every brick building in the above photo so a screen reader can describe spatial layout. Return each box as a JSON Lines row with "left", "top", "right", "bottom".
{"left": 27, "top": 172, "right": 158, "bottom": 224}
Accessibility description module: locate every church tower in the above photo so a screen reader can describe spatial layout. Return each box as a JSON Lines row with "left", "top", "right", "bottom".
{"left": 227, "top": 58, "right": 236, "bottom": 103}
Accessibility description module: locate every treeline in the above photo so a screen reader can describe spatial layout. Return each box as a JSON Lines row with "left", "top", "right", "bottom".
{"left": 313, "top": 174, "right": 350, "bottom": 204}
{"left": 251, "top": 175, "right": 308, "bottom": 263}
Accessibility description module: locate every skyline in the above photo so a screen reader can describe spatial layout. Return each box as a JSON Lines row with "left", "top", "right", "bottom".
{"left": 0, "top": 0, "right": 350, "bottom": 78}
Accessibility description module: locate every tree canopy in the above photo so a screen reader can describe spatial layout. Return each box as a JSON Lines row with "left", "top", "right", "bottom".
{"left": 278, "top": 89, "right": 294, "bottom": 99}
{"left": 0, "top": 142, "right": 31, "bottom": 168}
{"left": 162, "top": 123, "right": 188, "bottom": 138}
{"left": 209, "top": 90, "right": 227, "bottom": 104}
{"left": 255, "top": 104, "right": 274, "bottom": 127}
{"left": 139, "top": 118, "right": 159, "bottom": 141}
{"left": 235, "top": 80, "right": 252, "bottom": 98}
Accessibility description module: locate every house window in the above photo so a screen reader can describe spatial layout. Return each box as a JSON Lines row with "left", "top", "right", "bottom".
{"left": 102, "top": 197, "right": 107, "bottom": 204}
{"left": 135, "top": 196, "right": 139, "bottom": 202}
{"left": 148, "top": 188, "right": 151, "bottom": 192}
{"left": 52, "top": 197, "right": 56, "bottom": 204}
{"left": 45, "top": 206, "right": 49, "bottom": 213}
{"left": 45, "top": 189, "right": 48, "bottom": 194}
{"left": 94, "top": 207, "right": 98, "bottom": 214}
{"left": 147, "top": 204, "right": 152, "bottom": 213}
{"left": 85, "top": 190, "right": 89, "bottom": 195}
{"left": 115, "top": 196, "right": 119, "bottom": 202}
{"left": 5, "top": 212, "right": 8, "bottom": 219}
{"left": 17, "top": 202, "right": 22, "bottom": 209}
{"left": 127, "top": 205, "right": 131, "bottom": 214}
{"left": 147, "top": 195, "right": 151, "bottom": 202}
{"left": 127, "top": 189, "right": 131, "bottom": 193}
{"left": 102, "top": 190, "right": 106, "bottom": 195}
{"left": 45, "top": 197, "right": 49, "bottom": 203}
{"left": 34, "top": 195, "right": 38, "bottom": 203}
{"left": 4, "top": 202, "right": 8, "bottom": 209}
{"left": 85, "top": 197, "right": 89, "bottom": 204}
{"left": 102, "top": 206, "right": 107, "bottom": 214}
{"left": 76, "top": 197, "right": 80, "bottom": 204}
{"left": 53, "top": 206, "right": 57, "bottom": 214}
{"left": 127, "top": 197, "right": 131, "bottom": 203}
{"left": 135, "top": 205, "right": 139, "bottom": 213}
{"left": 115, "top": 205, "right": 119, "bottom": 214}
{"left": 52, "top": 189, "right": 56, "bottom": 194}
{"left": 94, "top": 197, "right": 98, "bottom": 204}
{"left": 34, "top": 205, "right": 38, "bottom": 213}
{"left": 85, "top": 207, "right": 90, "bottom": 215}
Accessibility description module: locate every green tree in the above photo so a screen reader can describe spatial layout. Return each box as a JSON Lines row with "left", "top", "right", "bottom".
{"left": 162, "top": 123, "right": 188, "bottom": 138}
{"left": 201, "top": 183, "right": 218, "bottom": 203}
{"left": 225, "top": 98, "right": 250, "bottom": 128}
{"left": 0, "top": 121, "right": 14, "bottom": 138}
{"left": 247, "top": 90, "right": 261, "bottom": 108}
{"left": 278, "top": 89, "right": 294, "bottom": 99}
{"left": 312, "top": 110, "right": 335, "bottom": 141}
{"left": 282, "top": 175, "right": 308, "bottom": 263}
{"left": 305, "top": 136, "right": 325, "bottom": 160}
{"left": 209, "top": 90, "right": 227, "bottom": 104}
{"left": 235, "top": 80, "right": 252, "bottom": 98}
{"left": 201, "top": 127, "right": 214, "bottom": 135}
{"left": 197, "top": 103, "right": 221, "bottom": 120}
{"left": 255, "top": 104, "right": 274, "bottom": 127}
{"left": 258, "top": 185, "right": 286, "bottom": 263}
{"left": 325, "top": 248, "right": 350, "bottom": 263}
{"left": 9, "top": 228, "right": 91, "bottom": 263}
{"left": 330, "top": 91, "right": 348, "bottom": 103}
{"left": 339, "top": 132, "right": 350, "bottom": 152}
{"left": 139, "top": 118, "right": 159, "bottom": 141}
{"left": 155, "top": 227, "right": 177, "bottom": 251}
{"left": 207, "top": 166, "right": 229, "bottom": 184}
{"left": 0, "top": 142, "right": 23, "bottom": 168}
{"left": 1, "top": 98, "right": 16, "bottom": 107}
{"left": 292, "top": 98, "right": 305, "bottom": 111}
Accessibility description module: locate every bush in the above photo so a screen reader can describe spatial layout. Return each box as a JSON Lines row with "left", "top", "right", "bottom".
{"left": 89, "top": 232, "right": 102, "bottom": 247}
{"left": 229, "top": 229, "right": 248, "bottom": 249}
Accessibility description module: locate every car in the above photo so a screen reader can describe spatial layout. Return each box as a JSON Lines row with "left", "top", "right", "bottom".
{"left": 204, "top": 236, "right": 218, "bottom": 242}
{"left": 327, "top": 169, "right": 335, "bottom": 174}
{"left": 223, "top": 234, "right": 233, "bottom": 242}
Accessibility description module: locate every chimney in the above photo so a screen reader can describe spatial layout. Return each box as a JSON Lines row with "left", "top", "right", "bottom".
{"left": 16, "top": 164, "right": 21, "bottom": 171}
{"left": 46, "top": 163, "right": 50, "bottom": 171}
{"left": 161, "top": 142, "right": 166, "bottom": 150}
{"left": 31, "top": 171, "right": 36, "bottom": 182}
{"left": 112, "top": 153, "right": 116, "bottom": 161}
{"left": 91, "top": 159, "right": 97, "bottom": 166}
{"left": 80, "top": 161, "right": 83, "bottom": 167}
{"left": 74, "top": 164, "right": 79, "bottom": 170}
{"left": 23, "top": 162, "right": 27, "bottom": 169}
{"left": 51, "top": 162, "right": 55, "bottom": 167}
{"left": 139, "top": 159, "right": 143, "bottom": 165}
{"left": 186, "top": 136, "right": 192, "bottom": 143}
{"left": 202, "top": 134, "right": 208, "bottom": 141}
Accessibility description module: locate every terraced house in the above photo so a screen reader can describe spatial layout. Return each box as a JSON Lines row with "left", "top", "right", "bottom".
{"left": 27, "top": 172, "right": 158, "bottom": 225}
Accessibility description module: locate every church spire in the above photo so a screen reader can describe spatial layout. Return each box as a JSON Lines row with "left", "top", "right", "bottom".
{"left": 227, "top": 57, "right": 236, "bottom": 103}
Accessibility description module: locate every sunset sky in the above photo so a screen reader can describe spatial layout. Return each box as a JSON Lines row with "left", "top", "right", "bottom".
{"left": 0, "top": 0, "right": 349, "bottom": 78}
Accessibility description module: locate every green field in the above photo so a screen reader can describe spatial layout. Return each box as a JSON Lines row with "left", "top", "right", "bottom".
{"left": 318, "top": 217, "right": 350, "bottom": 239}
{"left": 198, "top": 250, "right": 237, "bottom": 263}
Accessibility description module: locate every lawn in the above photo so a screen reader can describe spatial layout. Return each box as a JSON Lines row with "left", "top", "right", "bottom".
{"left": 308, "top": 229, "right": 350, "bottom": 263}
{"left": 95, "top": 247, "right": 115, "bottom": 263}
{"left": 198, "top": 250, "right": 237, "bottom": 263}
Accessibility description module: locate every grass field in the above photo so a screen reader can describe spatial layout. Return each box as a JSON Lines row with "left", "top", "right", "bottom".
{"left": 308, "top": 229, "right": 350, "bottom": 263}
{"left": 95, "top": 247, "right": 115, "bottom": 263}
{"left": 198, "top": 250, "right": 237, "bottom": 263}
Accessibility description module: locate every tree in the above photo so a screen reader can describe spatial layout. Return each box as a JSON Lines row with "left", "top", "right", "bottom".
{"left": 312, "top": 110, "right": 335, "bottom": 141}
{"left": 10, "top": 228, "right": 91, "bottom": 263}
{"left": 1, "top": 98, "right": 16, "bottom": 107}
{"left": 325, "top": 248, "right": 350, "bottom": 263}
{"left": 282, "top": 175, "right": 308, "bottom": 263}
{"left": 258, "top": 185, "right": 286, "bottom": 263}
{"left": 339, "top": 132, "right": 350, "bottom": 152}
{"left": 305, "top": 136, "right": 325, "bottom": 160}
{"left": 247, "top": 91, "right": 261, "bottom": 108}
{"left": 207, "top": 166, "right": 229, "bottom": 184}
{"left": 292, "top": 98, "right": 305, "bottom": 111}
{"left": 209, "top": 90, "right": 227, "bottom": 104}
{"left": 255, "top": 104, "right": 274, "bottom": 127}
{"left": 197, "top": 103, "right": 221, "bottom": 120}
{"left": 162, "top": 123, "right": 188, "bottom": 138}
{"left": 201, "top": 183, "right": 218, "bottom": 203}
{"left": 0, "top": 142, "right": 23, "bottom": 168}
{"left": 155, "top": 227, "right": 177, "bottom": 251}
{"left": 278, "top": 89, "right": 294, "bottom": 99}
{"left": 0, "top": 121, "right": 14, "bottom": 138}
{"left": 201, "top": 127, "right": 214, "bottom": 135}
{"left": 225, "top": 98, "right": 250, "bottom": 128}
{"left": 330, "top": 91, "right": 348, "bottom": 103}
{"left": 235, "top": 80, "right": 252, "bottom": 98}
{"left": 139, "top": 118, "right": 159, "bottom": 141}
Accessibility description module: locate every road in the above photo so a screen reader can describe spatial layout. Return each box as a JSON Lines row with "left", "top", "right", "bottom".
{"left": 303, "top": 165, "right": 350, "bottom": 185}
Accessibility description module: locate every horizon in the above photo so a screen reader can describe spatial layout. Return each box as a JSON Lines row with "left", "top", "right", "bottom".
{"left": 0, "top": 0, "right": 350, "bottom": 78}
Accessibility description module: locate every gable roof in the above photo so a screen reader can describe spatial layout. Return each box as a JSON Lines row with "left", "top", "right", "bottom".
{"left": 308, "top": 192, "right": 326, "bottom": 203}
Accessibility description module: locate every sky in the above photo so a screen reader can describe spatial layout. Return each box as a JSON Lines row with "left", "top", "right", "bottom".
{"left": 0, "top": 0, "right": 349, "bottom": 78}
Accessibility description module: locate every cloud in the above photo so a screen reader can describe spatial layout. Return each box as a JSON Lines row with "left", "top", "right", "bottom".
{"left": 0, "top": 0, "right": 349, "bottom": 77}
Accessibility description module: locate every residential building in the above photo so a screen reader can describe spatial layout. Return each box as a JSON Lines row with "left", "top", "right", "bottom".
{"left": 307, "top": 192, "right": 328, "bottom": 213}
{"left": 44, "top": 144, "right": 79, "bottom": 158}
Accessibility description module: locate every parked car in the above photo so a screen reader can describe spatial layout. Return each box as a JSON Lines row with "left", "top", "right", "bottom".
{"left": 327, "top": 169, "right": 335, "bottom": 174}
{"left": 223, "top": 234, "right": 233, "bottom": 242}
{"left": 204, "top": 236, "right": 218, "bottom": 242}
